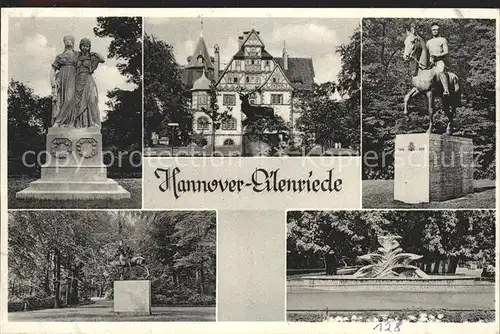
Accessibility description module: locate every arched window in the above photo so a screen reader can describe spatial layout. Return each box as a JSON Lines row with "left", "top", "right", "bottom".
{"left": 221, "top": 117, "right": 237, "bottom": 130}
{"left": 223, "top": 138, "right": 235, "bottom": 146}
{"left": 197, "top": 116, "right": 209, "bottom": 130}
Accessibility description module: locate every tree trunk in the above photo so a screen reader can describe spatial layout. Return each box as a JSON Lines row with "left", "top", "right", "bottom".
{"left": 448, "top": 257, "right": 458, "bottom": 274}
{"left": 211, "top": 112, "right": 216, "bottom": 154}
{"left": 44, "top": 251, "right": 51, "bottom": 295}
{"left": 53, "top": 249, "right": 61, "bottom": 308}
{"left": 200, "top": 262, "right": 205, "bottom": 298}
{"left": 71, "top": 266, "right": 79, "bottom": 304}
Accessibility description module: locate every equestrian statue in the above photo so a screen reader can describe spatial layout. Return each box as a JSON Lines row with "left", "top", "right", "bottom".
{"left": 109, "top": 243, "right": 150, "bottom": 280}
{"left": 403, "top": 22, "right": 461, "bottom": 135}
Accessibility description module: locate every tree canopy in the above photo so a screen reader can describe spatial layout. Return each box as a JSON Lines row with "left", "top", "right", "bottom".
{"left": 143, "top": 33, "right": 192, "bottom": 147}
{"left": 95, "top": 17, "right": 142, "bottom": 175}
{"left": 362, "top": 18, "right": 496, "bottom": 179}
{"left": 287, "top": 210, "right": 495, "bottom": 273}
{"left": 295, "top": 26, "right": 360, "bottom": 152}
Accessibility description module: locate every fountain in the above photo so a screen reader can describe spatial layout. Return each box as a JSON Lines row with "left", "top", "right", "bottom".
{"left": 287, "top": 234, "right": 487, "bottom": 292}
{"left": 353, "top": 235, "right": 428, "bottom": 279}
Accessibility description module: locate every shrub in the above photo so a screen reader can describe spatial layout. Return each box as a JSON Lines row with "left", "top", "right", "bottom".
{"left": 24, "top": 295, "right": 56, "bottom": 311}
{"left": 287, "top": 309, "right": 496, "bottom": 323}
{"left": 153, "top": 294, "right": 167, "bottom": 304}
{"left": 8, "top": 301, "right": 27, "bottom": 312}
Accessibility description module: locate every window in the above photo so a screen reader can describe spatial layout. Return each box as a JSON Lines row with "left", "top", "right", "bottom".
{"left": 197, "top": 116, "right": 209, "bottom": 130}
{"left": 221, "top": 117, "right": 237, "bottom": 130}
{"left": 233, "top": 77, "right": 238, "bottom": 83}
{"left": 272, "top": 78, "right": 277, "bottom": 83}
{"left": 246, "top": 77, "right": 249, "bottom": 83}
{"left": 198, "top": 95, "right": 208, "bottom": 106}
{"left": 236, "top": 60, "right": 241, "bottom": 70}
{"left": 251, "top": 60, "right": 255, "bottom": 65}
{"left": 249, "top": 92, "right": 257, "bottom": 105}
{"left": 197, "top": 55, "right": 204, "bottom": 64}
{"left": 223, "top": 94, "right": 236, "bottom": 106}
{"left": 271, "top": 94, "right": 283, "bottom": 105}
{"left": 223, "top": 138, "right": 235, "bottom": 146}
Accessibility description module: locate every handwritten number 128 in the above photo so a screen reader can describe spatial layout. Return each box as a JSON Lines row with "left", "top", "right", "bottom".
{"left": 373, "top": 321, "right": 402, "bottom": 332}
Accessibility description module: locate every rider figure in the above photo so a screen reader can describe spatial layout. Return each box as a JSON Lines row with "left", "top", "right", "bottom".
{"left": 117, "top": 244, "right": 133, "bottom": 268}
{"left": 426, "top": 22, "right": 450, "bottom": 96}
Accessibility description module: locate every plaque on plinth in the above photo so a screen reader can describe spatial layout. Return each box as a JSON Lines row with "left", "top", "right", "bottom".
{"left": 113, "top": 280, "right": 151, "bottom": 315}
{"left": 394, "top": 133, "right": 473, "bottom": 203}
{"left": 16, "top": 127, "right": 130, "bottom": 200}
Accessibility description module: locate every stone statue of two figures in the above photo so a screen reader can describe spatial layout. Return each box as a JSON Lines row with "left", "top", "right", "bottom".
{"left": 50, "top": 35, "right": 105, "bottom": 128}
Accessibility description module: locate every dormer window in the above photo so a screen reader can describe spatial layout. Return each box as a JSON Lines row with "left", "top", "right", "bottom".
{"left": 197, "top": 55, "right": 204, "bottom": 64}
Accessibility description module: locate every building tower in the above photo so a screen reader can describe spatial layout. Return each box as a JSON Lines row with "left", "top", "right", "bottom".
{"left": 183, "top": 24, "right": 215, "bottom": 89}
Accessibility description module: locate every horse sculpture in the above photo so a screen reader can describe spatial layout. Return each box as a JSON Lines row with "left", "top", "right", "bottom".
{"left": 403, "top": 27, "right": 461, "bottom": 135}
{"left": 109, "top": 245, "right": 150, "bottom": 280}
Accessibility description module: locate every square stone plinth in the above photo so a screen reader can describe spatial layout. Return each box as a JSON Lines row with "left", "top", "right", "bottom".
{"left": 394, "top": 133, "right": 473, "bottom": 203}
{"left": 113, "top": 280, "right": 151, "bottom": 315}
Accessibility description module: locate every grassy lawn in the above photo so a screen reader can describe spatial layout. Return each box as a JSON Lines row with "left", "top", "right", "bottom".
{"left": 8, "top": 177, "right": 142, "bottom": 209}
{"left": 9, "top": 299, "right": 215, "bottom": 322}
{"left": 363, "top": 179, "right": 496, "bottom": 209}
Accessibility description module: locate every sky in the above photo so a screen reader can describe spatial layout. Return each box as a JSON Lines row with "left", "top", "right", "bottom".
{"left": 8, "top": 17, "right": 135, "bottom": 120}
{"left": 145, "top": 18, "right": 360, "bottom": 85}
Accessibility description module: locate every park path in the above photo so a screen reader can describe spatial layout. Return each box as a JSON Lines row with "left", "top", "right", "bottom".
{"left": 9, "top": 298, "right": 215, "bottom": 322}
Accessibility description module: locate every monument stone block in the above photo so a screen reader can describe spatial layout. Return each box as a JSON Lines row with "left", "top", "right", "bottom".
{"left": 394, "top": 133, "right": 473, "bottom": 203}
{"left": 113, "top": 280, "right": 151, "bottom": 315}
{"left": 16, "top": 128, "right": 130, "bottom": 200}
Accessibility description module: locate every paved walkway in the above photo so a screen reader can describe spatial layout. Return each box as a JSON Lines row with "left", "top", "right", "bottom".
{"left": 9, "top": 298, "right": 215, "bottom": 322}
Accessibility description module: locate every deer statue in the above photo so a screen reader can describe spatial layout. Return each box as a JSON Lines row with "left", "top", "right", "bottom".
{"left": 237, "top": 87, "right": 274, "bottom": 127}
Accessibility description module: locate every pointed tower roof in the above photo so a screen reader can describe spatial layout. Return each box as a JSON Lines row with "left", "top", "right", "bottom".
{"left": 186, "top": 35, "right": 214, "bottom": 69}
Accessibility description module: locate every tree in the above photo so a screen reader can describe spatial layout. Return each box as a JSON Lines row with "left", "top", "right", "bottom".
{"left": 294, "top": 26, "right": 361, "bottom": 153}
{"left": 362, "top": 19, "right": 496, "bottom": 179}
{"left": 93, "top": 17, "right": 142, "bottom": 86}
{"left": 7, "top": 80, "right": 51, "bottom": 175}
{"left": 143, "top": 33, "right": 191, "bottom": 147}
{"left": 287, "top": 210, "right": 495, "bottom": 275}
{"left": 94, "top": 17, "right": 142, "bottom": 176}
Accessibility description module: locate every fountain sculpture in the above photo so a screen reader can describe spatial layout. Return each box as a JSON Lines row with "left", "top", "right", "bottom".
{"left": 353, "top": 235, "right": 429, "bottom": 279}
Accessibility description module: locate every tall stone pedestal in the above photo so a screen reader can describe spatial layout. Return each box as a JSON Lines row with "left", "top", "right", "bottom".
{"left": 394, "top": 133, "right": 474, "bottom": 203}
{"left": 16, "top": 127, "right": 130, "bottom": 200}
{"left": 113, "top": 280, "right": 151, "bottom": 315}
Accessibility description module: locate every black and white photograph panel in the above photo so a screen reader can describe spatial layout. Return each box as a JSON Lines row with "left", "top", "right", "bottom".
{"left": 286, "top": 210, "right": 496, "bottom": 323}
{"left": 144, "top": 18, "right": 360, "bottom": 157}
{"left": 7, "top": 17, "right": 142, "bottom": 209}
{"left": 8, "top": 210, "right": 216, "bottom": 322}
{"left": 362, "top": 18, "right": 496, "bottom": 209}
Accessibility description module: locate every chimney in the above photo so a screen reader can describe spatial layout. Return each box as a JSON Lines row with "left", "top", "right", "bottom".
{"left": 238, "top": 36, "right": 244, "bottom": 49}
{"left": 283, "top": 40, "right": 288, "bottom": 70}
{"left": 214, "top": 44, "right": 220, "bottom": 81}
